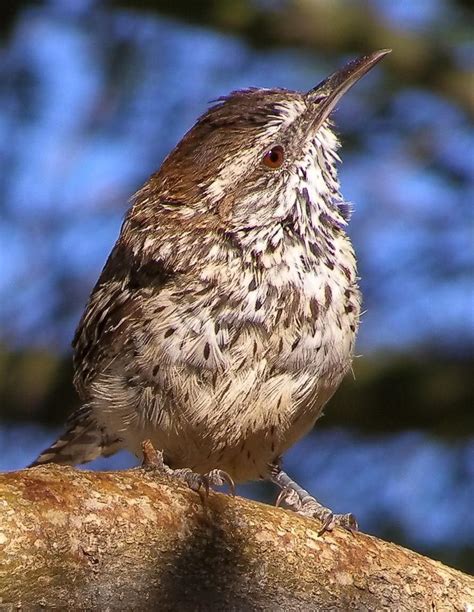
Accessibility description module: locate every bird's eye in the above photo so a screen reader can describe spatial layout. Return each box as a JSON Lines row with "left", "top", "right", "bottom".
{"left": 262, "top": 145, "right": 285, "bottom": 169}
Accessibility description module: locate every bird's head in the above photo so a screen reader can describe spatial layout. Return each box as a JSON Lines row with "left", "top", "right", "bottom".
{"left": 135, "top": 51, "right": 390, "bottom": 256}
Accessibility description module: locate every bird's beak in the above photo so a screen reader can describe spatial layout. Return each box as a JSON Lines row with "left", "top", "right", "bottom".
{"left": 306, "top": 49, "right": 391, "bottom": 129}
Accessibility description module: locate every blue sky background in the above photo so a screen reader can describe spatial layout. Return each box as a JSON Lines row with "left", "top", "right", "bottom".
{"left": 0, "top": 0, "right": 472, "bottom": 571}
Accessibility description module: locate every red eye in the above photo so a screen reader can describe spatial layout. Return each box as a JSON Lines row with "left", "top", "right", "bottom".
{"left": 262, "top": 145, "right": 285, "bottom": 169}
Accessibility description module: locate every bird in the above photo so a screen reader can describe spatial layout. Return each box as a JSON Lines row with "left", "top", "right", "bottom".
{"left": 31, "top": 50, "right": 390, "bottom": 532}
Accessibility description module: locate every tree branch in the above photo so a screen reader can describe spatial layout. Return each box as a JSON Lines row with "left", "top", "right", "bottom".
{"left": 1, "top": 466, "right": 473, "bottom": 610}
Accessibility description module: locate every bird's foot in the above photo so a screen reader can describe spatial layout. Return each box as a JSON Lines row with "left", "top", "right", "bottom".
{"left": 141, "top": 440, "right": 235, "bottom": 500}
{"left": 295, "top": 499, "right": 358, "bottom": 535}
{"left": 270, "top": 465, "right": 357, "bottom": 536}
{"left": 171, "top": 467, "right": 236, "bottom": 499}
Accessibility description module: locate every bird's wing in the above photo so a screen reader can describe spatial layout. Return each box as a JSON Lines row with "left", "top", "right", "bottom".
{"left": 72, "top": 237, "right": 175, "bottom": 398}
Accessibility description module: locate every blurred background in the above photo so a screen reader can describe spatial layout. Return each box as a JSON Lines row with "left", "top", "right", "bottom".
{"left": 0, "top": 0, "right": 473, "bottom": 572}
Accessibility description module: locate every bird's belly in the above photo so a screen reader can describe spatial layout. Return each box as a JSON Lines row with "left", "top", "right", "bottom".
{"left": 139, "top": 374, "right": 342, "bottom": 482}
{"left": 117, "top": 345, "right": 349, "bottom": 482}
{"left": 91, "top": 271, "right": 359, "bottom": 481}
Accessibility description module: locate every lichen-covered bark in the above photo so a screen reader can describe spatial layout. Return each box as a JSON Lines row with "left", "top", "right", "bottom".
{"left": 0, "top": 466, "right": 472, "bottom": 611}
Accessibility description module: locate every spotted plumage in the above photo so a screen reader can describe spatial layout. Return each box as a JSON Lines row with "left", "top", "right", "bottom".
{"left": 31, "top": 51, "right": 390, "bottom": 529}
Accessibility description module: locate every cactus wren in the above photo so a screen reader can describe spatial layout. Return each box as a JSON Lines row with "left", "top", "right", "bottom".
{"left": 31, "top": 50, "right": 390, "bottom": 531}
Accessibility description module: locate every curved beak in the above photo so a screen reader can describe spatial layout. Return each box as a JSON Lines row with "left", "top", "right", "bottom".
{"left": 306, "top": 49, "right": 391, "bottom": 129}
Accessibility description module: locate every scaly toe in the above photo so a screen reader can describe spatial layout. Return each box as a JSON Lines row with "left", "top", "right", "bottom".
{"left": 335, "top": 512, "right": 358, "bottom": 534}
{"left": 141, "top": 440, "right": 165, "bottom": 471}
{"left": 141, "top": 446, "right": 235, "bottom": 501}
{"left": 183, "top": 471, "right": 210, "bottom": 496}
{"left": 315, "top": 511, "right": 358, "bottom": 536}
{"left": 206, "top": 469, "right": 236, "bottom": 496}
{"left": 297, "top": 499, "right": 333, "bottom": 522}
{"left": 275, "top": 486, "right": 301, "bottom": 510}
{"left": 297, "top": 500, "right": 358, "bottom": 535}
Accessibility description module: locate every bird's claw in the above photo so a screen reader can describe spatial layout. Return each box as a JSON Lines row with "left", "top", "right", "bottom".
{"left": 141, "top": 439, "right": 165, "bottom": 470}
{"left": 297, "top": 500, "right": 358, "bottom": 535}
{"left": 141, "top": 440, "right": 235, "bottom": 498}
{"left": 180, "top": 468, "right": 235, "bottom": 505}
{"left": 205, "top": 469, "right": 236, "bottom": 496}
{"left": 274, "top": 483, "right": 358, "bottom": 535}
{"left": 275, "top": 486, "right": 300, "bottom": 509}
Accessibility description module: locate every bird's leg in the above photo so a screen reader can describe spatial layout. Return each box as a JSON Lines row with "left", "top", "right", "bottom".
{"left": 141, "top": 439, "right": 235, "bottom": 498}
{"left": 268, "top": 463, "right": 357, "bottom": 535}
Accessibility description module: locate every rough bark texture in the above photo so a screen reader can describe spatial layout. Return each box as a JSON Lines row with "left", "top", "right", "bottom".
{"left": 0, "top": 466, "right": 472, "bottom": 611}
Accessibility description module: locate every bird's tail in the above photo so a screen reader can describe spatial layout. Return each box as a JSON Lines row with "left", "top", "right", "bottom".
{"left": 29, "top": 407, "right": 121, "bottom": 467}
